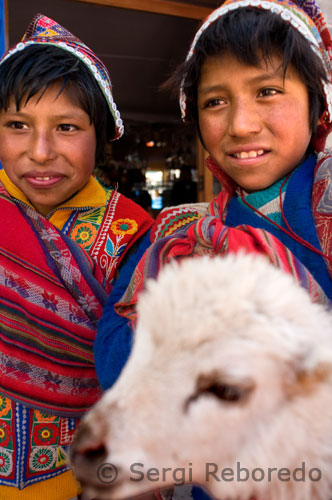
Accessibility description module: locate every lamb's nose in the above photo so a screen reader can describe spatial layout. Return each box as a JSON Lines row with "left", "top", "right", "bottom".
{"left": 70, "top": 422, "right": 108, "bottom": 472}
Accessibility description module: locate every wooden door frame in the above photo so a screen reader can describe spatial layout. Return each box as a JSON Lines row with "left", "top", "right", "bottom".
{"left": 71, "top": 0, "right": 211, "bottom": 20}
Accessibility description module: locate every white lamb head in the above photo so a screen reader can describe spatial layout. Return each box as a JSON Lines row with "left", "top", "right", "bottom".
{"left": 71, "top": 253, "right": 332, "bottom": 500}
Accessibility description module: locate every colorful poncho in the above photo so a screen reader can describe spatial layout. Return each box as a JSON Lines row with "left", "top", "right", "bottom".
{"left": 0, "top": 177, "right": 153, "bottom": 492}
{"left": 0, "top": 183, "right": 107, "bottom": 416}
{"left": 0, "top": 178, "right": 153, "bottom": 417}
{"left": 116, "top": 153, "right": 331, "bottom": 328}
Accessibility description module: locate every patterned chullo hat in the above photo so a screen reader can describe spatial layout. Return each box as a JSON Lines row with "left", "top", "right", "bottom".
{"left": 180, "top": 0, "right": 332, "bottom": 152}
{"left": 0, "top": 13, "right": 123, "bottom": 140}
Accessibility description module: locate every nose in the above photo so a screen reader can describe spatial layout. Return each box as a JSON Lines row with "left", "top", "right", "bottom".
{"left": 228, "top": 99, "right": 262, "bottom": 137}
{"left": 70, "top": 421, "right": 108, "bottom": 482}
{"left": 28, "top": 130, "right": 56, "bottom": 164}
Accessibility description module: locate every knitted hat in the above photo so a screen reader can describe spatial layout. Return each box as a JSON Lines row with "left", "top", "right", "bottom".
{"left": 0, "top": 13, "right": 123, "bottom": 141}
{"left": 179, "top": 0, "right": 332, "bottom": 151}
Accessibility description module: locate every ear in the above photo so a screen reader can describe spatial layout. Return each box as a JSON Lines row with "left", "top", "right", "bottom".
{"left": 312, "top": 110, "right": 332, "bottom": 152}
{"left": 285, "top": 359, "right": 332, "bottom": 399}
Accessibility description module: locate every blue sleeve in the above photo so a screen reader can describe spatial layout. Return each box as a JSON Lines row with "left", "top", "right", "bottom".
{"left": 191, "top": 486, "right": 214, "bottom": 500}
{"left": 94, "top": 231, "right": 151, "bottom": 390}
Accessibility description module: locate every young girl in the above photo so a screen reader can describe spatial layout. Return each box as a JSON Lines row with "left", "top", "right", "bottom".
{"left": 96, "top": 0, "right": 332, "bottom": 498}
{"left": 0, "top": 13, "right": 153, "bottom": 500}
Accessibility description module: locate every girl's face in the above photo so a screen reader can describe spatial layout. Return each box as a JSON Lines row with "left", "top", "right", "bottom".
{"left": 0, "top": 83, "right": 97, "bottom": 215}
{"left": 197, "top": 52, "right": 313, "bottom": 192}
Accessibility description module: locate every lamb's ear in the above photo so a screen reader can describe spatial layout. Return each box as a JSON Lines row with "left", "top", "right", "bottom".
{"left": 285, "top": 358, "right": 332, "bottom": 398}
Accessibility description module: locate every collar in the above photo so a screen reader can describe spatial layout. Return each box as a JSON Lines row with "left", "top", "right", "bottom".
{"left": 0, "top": 169, "right": 107, "bottom": 213}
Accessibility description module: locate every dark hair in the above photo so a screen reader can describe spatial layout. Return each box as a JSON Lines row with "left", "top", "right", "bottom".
{"left": 170, "top": 8, "right": 328, "bottom": 136}
{"left": 0, "top": 45, "right": 115, "bottom": 163}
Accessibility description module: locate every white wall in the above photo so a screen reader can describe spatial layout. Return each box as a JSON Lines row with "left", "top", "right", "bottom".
{"left": 326, "top": 133, "right": 332, "bottom": 149}
{"left": 318, "top": 0, "right": 332, "bottom": 27}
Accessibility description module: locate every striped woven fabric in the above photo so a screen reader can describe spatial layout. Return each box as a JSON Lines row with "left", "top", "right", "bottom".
{"left": 0, "top": 183, "right": 107, "bottom": 416}
{"left": 116, "top": 159, "right": 331, "bottom": 325}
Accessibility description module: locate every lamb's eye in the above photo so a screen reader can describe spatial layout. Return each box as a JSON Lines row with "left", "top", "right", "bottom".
{"left": 204, "top": 383, "right": 244, "bottom": 402}
{"left": 184, "top": 372, "right": 254, "bottom": 411}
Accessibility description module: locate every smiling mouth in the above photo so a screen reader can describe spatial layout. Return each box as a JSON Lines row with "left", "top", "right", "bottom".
{"left": 24, "top": 175, "right": 64, "bottom": 188}
{"left": 232, "top": 149, "right": 265, "bottom": 159}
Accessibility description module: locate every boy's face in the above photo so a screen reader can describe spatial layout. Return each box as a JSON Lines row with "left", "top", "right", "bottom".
{"left": 197, "top": 52, "right": 312, "bottom": 192}
{"left": 0, "top": 83, "right": 97, "bottom": 215}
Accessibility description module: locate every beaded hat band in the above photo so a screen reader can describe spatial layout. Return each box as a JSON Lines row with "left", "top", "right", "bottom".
{"left": 0, "top": 13, "right": 124, "bottom": 141}
{"left": 180, "top": 0, "right": 332, "bottom": 135}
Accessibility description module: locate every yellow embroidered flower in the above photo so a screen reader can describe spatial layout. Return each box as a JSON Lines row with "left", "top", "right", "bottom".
{"left": 71, "top": 223, "right": 97, "bottom": 248}
{"left": 111, "top": 218, "right": 138, "bottom": 236}
{"left": 34, "top": 410, "right": 58, "bottom": 423}
{"left": 0, "top": 395, "right": 10, "bottom": 418}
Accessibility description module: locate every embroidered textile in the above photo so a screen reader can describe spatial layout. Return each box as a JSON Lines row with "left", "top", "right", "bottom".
{"left": 64, "top": 185, "right": 152, "bottom": 283}
{"left": 116, "top": 159, "right": 330, "bottom": 326}
{"left": 0, "top": 393, "right": 78, "bottom": 489}
{"left": 0, "top": 182, "right": 153, "bottom": 489}
{"left": 0, "top": 184, "right": 107, "bottom": 416}
{"left": 312, "top": 153, "right": 332, "bottom": 277}
{"left": 0, "top": 180, "right": 152, "bottom": 415}
{"left": 223, "top": 155, "right": 332, "bottom": 298}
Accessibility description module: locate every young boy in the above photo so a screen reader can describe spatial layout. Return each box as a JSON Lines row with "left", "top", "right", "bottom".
{"left": 0, "top": 13, "right": 153, "bottom": 500}
{"left": 96, "top": 0, "right": 332, "bottom": 498}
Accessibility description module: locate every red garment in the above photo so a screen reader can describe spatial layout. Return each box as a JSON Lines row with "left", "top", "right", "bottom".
{"left": 116, "top": 163, "right": 329, "bottom": 324}
{"left": 0, "top": 184, "right": 153, "bottom": 416}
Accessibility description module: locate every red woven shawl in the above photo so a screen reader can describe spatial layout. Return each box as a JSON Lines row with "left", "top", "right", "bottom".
{"left": 116, "top": 165, "right": 330, "bottom": 324}
{"left": 0, "top": 185, "right": 107, "bottom": 417}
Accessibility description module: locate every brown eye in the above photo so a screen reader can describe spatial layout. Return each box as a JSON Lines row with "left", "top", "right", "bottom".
{"left": 204, "top": 383, "right": 244, "bottom": 402}
{"left": 205, "top": 98, "right": 226, "bottom": 108}
{"left": 184, "top": 372, "right": 254, "bottom": 411}
{"left": 8, "top": 121, "right": 27, "bottom": 130}
{"left": 58, "top": 124, "right": 77, "bottom": 132}
{"left": 258, "top": 88, "right": 280, "bottom": 97}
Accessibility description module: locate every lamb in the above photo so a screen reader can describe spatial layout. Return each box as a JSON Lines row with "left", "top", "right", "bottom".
{"left": 71, "top": 253, "right": 332, "bottom": 500}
